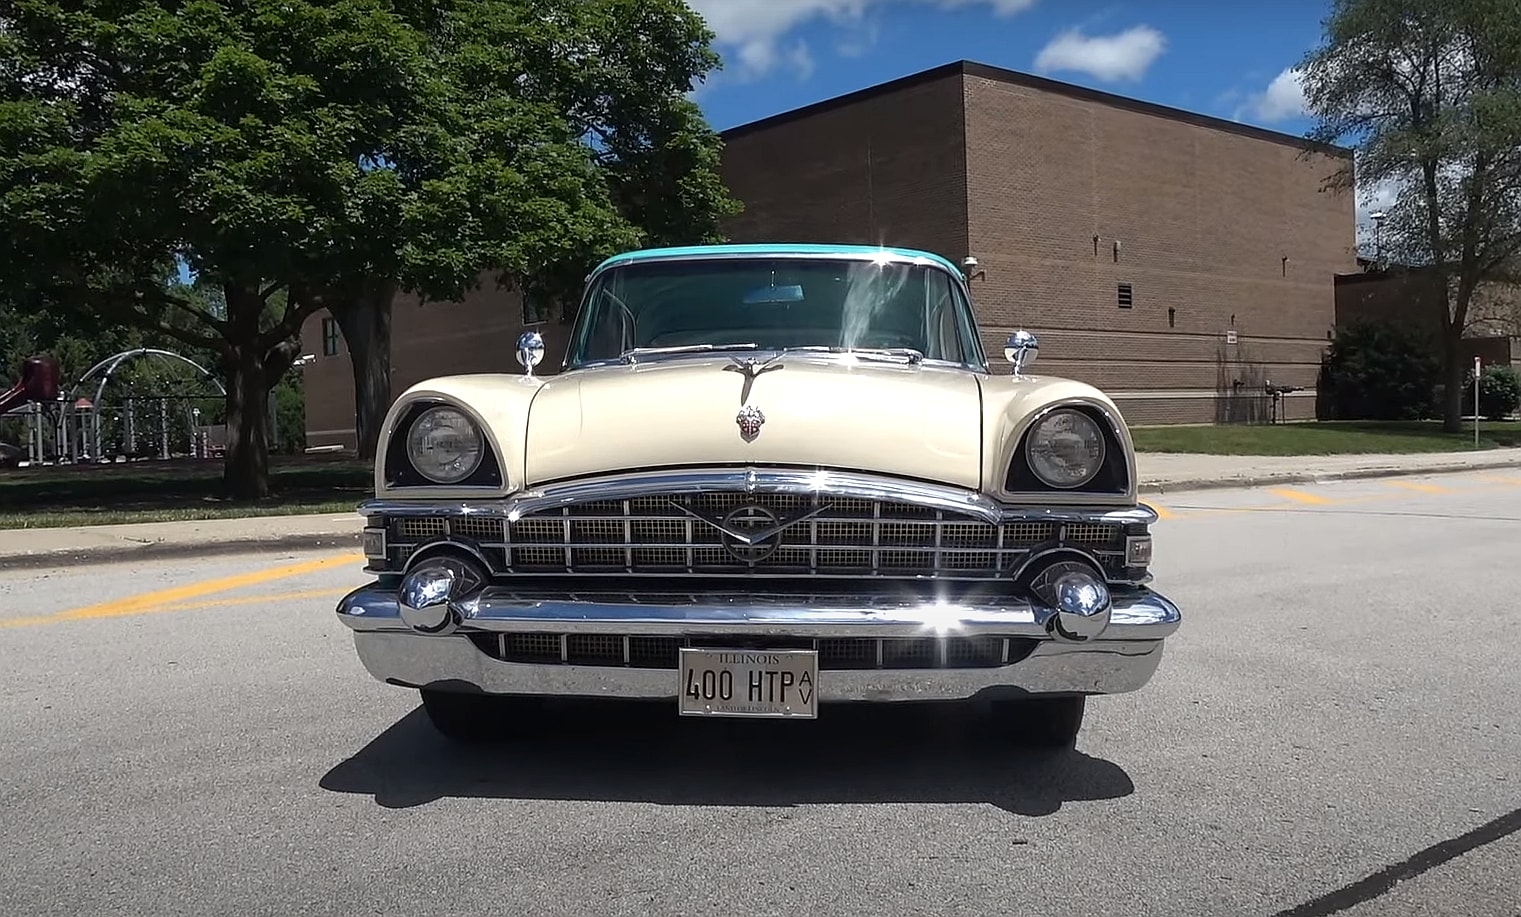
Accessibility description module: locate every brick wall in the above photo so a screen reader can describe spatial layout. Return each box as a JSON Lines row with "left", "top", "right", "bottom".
{"left": 718, "top": 70, "right": 970, "bottom": 269}
{"left": 300, "top": 274, "right": 573, "bottom": 450}
{"left": 960, "top": 69, "right": 1359, "bottom": 424}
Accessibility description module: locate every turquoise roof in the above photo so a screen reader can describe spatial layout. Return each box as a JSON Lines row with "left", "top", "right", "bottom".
{"left": 591, "top": 243, "right": 965, "bottom": 278}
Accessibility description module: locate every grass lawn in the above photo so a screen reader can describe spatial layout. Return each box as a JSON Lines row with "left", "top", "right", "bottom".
{"left": 1129, "top": 420, "right": 1521, "bottom": 455}
{"left": 0, "top": 453, "right": 372, "bottom": 529}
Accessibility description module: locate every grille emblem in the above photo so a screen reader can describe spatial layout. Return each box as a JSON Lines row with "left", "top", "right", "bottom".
{"left": 719, "top": 505, "right": 782, "bottom": 563}
{"left": 670, "top": 499, "right": 832, "bottom": 565}
{"left": 736, "top": 404, "right": 765, "bottom": 441}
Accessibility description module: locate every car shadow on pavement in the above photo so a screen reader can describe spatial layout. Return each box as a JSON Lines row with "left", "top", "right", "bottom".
{"left": 319, "top": 698, "right": 1135, "bottom": 815}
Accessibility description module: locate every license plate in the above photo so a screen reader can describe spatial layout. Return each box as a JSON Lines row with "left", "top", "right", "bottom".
{"left": 677, "top": 647, "right": 819, "bottom": 719}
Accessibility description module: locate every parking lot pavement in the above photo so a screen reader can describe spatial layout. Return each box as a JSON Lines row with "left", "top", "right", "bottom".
{"left": 1, "top": 471, "right": 1518, "bottom": 917}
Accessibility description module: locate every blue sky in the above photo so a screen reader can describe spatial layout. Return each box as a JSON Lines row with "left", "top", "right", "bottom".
{"left": 685, "top": 0, "right": 1391, "bottom": 243}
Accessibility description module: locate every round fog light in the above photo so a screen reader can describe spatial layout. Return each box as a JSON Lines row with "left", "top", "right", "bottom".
{"left": 1026, "top": 559, "right": 1113, "bottom": 642}
{"left": 1050, "top": 571, "right": 1112, "bottom": 642}
{"left": 399, "top": 555, "right": 485, "bottom": 635}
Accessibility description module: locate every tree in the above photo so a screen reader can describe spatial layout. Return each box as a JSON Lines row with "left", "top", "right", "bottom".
{"left": 324, "top": 0, "right": 739, "bottom": 459}
{"left": 0, "top": 1, "right": 733, "bottom": 493}
{"left": 1317, "top": 317, "right": 1442, "bottom": 419}
{"left": 1298, "top": 0, "right": 1521, "bottom": 431}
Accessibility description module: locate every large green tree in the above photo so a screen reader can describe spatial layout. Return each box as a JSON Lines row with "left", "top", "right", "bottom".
{"left": 1298, "top": 0, "right": 1521, "bottom": 431}
{"left": 0, "top": 0, "right": 736, "bottom": 494}
{"left": 323, "top": 0, "right": 738, "bottom": 459}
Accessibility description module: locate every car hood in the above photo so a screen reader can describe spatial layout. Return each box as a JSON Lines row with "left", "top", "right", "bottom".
{"left": 523, "top": 354, "right": 984, "bottom": 489}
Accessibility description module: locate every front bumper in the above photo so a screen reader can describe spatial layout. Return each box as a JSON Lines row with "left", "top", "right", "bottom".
{"left": 334, "top": 582, "right": 1181, "bottom": 703}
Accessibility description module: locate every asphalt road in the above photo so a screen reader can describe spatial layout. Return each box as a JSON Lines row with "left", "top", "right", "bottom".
{"left": 2, "top": 470, "right": 1519, "bottom": 917}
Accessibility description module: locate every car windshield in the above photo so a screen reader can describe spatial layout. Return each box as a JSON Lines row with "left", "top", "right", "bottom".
{"left": 564, "top": 256, "right": 985, "bottom": 367}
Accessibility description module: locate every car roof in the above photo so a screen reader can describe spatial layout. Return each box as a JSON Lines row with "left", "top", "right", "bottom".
{"left": 590, "top": 243, "right": 966, "bottom": 278}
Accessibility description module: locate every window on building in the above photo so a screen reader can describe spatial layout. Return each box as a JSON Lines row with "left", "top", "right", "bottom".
{"left": 322, "top": 317, "right": 341, "bottom": 356}
{"left": 1117, "top": 283, "right": 1133, "bottom": 309}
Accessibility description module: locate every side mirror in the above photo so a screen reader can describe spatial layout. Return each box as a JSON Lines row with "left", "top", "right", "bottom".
{"left": 1004, "top": 331, "right": 1038, "bottom": 377}
{"left": 516, "top": 331, "right": 546, "bottom": 379}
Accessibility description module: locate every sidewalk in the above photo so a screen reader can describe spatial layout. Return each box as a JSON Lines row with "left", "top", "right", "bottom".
{"left": 3, "top": 448, "right": 1519, "bottom": 569}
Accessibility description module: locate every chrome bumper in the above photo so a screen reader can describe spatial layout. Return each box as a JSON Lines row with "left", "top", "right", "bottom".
{"left": 334, "top": 583, "right": 1181, "bottom": 702}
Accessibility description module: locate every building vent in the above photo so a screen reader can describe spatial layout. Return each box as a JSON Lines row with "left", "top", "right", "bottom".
{"left": 1117, "top": 283, "right": 1133, "bottom": 309}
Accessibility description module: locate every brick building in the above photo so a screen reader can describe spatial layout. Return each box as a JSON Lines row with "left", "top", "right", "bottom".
{"left": 300, "top": 59, "right": 1358, "bottom": 448}
{"left": 1333, "top": 261, "right": 1520, "bottom": 370}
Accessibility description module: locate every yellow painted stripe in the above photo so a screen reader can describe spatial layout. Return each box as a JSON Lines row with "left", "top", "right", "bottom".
{"left": 1269, "top": 488, "right": 1336, "bottom": 505}
{"left": 1, "top": 553, "right": 362, "bottom": 629}
{"left": 1386, "top": 480, "right": 1451, "bottom": 494}
{"left": 1480, "top": 474, "right": 1521, "bottom": 486}
{"left": 1145, "top": 502, "right": 1176, "bottom": 520}
{"left": 153, "top": 587, "right": 351, "bottom": 615}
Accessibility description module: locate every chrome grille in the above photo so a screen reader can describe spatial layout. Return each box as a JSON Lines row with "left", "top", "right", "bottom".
{"left": 376, "top": 491, "right": 1126, "bottom": 579}
{"left": 467, "top": 633, "right": 1039, "bottom": 670}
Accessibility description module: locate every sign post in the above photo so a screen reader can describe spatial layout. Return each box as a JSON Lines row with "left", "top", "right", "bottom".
{"left": 1474, "top": 355, "right": 1482, "bottom": 449}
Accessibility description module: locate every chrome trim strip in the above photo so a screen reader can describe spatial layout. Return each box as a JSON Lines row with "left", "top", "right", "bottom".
{"left": 347, "top": 631, "right": 1169, "bottom": 700}
{"left": 334, "top": 582, "right": 1182, "bottom": 640}
{"left": 359, "top": 467, "right": 1159, "bottom": 527}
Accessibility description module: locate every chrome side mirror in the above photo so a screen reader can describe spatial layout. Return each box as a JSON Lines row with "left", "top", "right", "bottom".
{"left": 1004, "top": 330, "right": 1038, "bottom": 377}
{"left": 516, "top": 330, "right": 546, "bottom": 379}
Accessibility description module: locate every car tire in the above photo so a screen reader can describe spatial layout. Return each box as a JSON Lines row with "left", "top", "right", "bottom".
{"left": 989, "top": 695, "right": 1086, "bottom": 749}
{"left": 419, "top": 689, "right": 518, "bottom": 743}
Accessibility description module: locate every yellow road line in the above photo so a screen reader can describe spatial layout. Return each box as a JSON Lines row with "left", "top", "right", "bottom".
{"left": 1268, "top": 488, "right": 1336, "bottom": 505}
{"left": 1145, "top": 502, "right": 1176, "bottom": 520}
{"left": 153, "top": 587, "right": 350, "bottom": 615}
{"left": 1, "top": 553, "right": 362, "bottom": 629}
{"left": 1386, "top": 480, "right": 1452, "bottom": 494}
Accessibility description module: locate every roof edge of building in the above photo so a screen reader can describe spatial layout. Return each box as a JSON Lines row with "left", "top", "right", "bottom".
{"left": 718, "top": 59, "right": 1354, "bottom": 160}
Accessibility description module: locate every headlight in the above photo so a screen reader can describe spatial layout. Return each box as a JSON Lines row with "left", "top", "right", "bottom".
{"left": 405, "top": 406, "right": 484, "bottom": 484}
{"left": 1025, "top": 408, "right": 1107, "bottom": 488}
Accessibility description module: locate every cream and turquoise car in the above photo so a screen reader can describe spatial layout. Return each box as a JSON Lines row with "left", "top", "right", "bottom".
{"left": 335, "top": 243, "right": 1181, "bottom": 747}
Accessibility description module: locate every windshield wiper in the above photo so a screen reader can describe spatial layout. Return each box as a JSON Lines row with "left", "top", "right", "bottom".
{"left": 620, "top": 342, "right": 760, "bottom": 364}
{"left": 781, "top": 345, "right": 926, "bottom": 364}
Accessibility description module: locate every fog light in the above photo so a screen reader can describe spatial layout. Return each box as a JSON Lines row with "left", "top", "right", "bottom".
{"left": 1049, "top": 570, "right": 1112, "bottom": 642}
{"left": 398, "top": 555, "right": 484, "bottom": 635}
{"left": 1025, "top": 558, "right": 1113, "bottom": 643}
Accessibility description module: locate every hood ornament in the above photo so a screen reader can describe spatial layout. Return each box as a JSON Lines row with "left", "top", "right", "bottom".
{"left": 736, "top": 404, "right": 765, "bottom": 442}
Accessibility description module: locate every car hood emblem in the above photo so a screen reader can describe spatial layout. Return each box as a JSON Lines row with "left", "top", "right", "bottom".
{"left": 736, "top": 404, "right": 765, "bottom": 441}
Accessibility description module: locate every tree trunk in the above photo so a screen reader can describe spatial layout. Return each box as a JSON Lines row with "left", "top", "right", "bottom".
{"left": 1440, "top": 331, "right": 1466, "bottom": 433}
{"left": 222, "top": 343, "right": 271, "bottom": 499}
{"left": 331, "top": 278, "right": 396, "bottom": 460}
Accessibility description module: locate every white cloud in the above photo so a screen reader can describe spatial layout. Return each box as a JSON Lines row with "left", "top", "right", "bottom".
{"left": 1356, "top": 175, "right": 1402, "bottom": 254}
{"left": 1236, "top": 67, "right": 1307, "bottom": 123}
{"left": 1032, "top": 24, "right": 1167, "bottom": 83}
{"left": 686, "top": 0, "right": 1038, "bottom": 80}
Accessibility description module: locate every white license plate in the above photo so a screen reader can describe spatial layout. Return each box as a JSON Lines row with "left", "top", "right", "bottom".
{"left": 677, "top": 647, "right": 819, "bottom": 719}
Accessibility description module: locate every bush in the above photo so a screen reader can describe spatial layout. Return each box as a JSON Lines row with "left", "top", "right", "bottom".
{"left": 1462, "top": 364, "right": 1521, "bottom": 421}
{"left": 1318, "top": 318, "right": 1440, "bottom": 421}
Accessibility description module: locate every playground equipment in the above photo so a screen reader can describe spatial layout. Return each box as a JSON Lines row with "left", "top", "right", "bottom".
{"left": 0, "top": 348, "right": 227, "bottom": 466}
{"left": 0, "top": 355, "right": 61, "bottom": 415}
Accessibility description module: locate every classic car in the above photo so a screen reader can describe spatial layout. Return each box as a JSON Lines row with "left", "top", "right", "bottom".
{"left": 334, "top": 243, "right": 1181, "bottom": 747}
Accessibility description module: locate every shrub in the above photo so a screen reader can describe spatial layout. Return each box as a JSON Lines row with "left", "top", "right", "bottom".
{"left": 1462, "top": 364, "right": 1521, "bottom": 421}
{"left": 1318, "top": 318, "right": 1440, "bottom": 421}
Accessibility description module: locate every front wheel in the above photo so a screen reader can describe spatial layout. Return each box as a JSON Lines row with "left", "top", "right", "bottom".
{"left": 988, "top": 695, "right": 1086, "bottom": 749}
{"left": 419, "top": 689, "right": 529, "bottom": 744}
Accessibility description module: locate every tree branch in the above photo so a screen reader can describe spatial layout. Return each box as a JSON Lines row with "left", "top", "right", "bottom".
{"left": 257, "top": 283, "right": 327, "bottom": 353}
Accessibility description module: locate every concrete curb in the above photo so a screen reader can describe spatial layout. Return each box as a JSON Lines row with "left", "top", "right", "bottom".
{"left": 1, "top": 530, "right": 363, "bottom": 572}
{"left": 1138, "top": 456, "right": 1521, "bottom": 494}
{"left": 4, "top": 456, "right": 1518, "bottom": 569}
